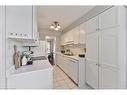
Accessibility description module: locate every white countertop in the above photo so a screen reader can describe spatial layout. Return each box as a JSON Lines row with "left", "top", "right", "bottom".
{"left": 7, "top": 59, "right": 53, "bottom": 76}
{"left": 56, "top": 52, "right": 85, "bottom": 61}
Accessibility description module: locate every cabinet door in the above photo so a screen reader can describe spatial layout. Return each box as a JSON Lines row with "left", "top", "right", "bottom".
{"left": 68, "top": 59, "right": 78, "bottom": 84}
{"left": 86, "top": 62, "right": 98, "bottom": 88}
{"left": 73, "top": 26, "right": 80, "bottom": 44}
{"left": 56, "top": 54, "right": 62, "bottom": 67}
{"left": 99, "top": 27, "right": 119, "bottom": 88}
{"left": 85, "top": 16, "right": 98, "bottom": 34}
{"left": 86, "top": 33, "right": 99, "bottom": 88}
{"left": 33, "top": 6, "right": 38, "bottom": 40}
{"left": 79, "top": 23, "right": 86, "bottom": 44}
{"left": 6, "top": 6, "right": 33, "bottom": 39}
{"left": 63, "top": 32, "right": 68, "bottom": 44}
{"left": 99, "top": 7, "right": 119, "bottom": 30}
{"left": 61, "top": 33, "right": 66, "bottom": 45}
{"left": 65, "top": 30, "right": 74, "bottom": 43}
{"left": 99, "top": 65, "right": 118, "bottom": 89}
{"left": 60, "top": 34, "right": 64, "bottom": 45}
{"left": 99, "top": 27, "right": 118, "bottom": 68}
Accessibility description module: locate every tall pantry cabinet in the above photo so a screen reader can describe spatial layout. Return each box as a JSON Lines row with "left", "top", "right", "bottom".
{"left": 86, "top": 6, "right": 126, "bottom": 89}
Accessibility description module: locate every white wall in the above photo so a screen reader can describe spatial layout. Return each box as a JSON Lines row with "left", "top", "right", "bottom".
{"left": 0, "top": 6, "right": 6, "bottom": 89}
{"left": 39, "top": 29, "right": 61, "bottom": 52}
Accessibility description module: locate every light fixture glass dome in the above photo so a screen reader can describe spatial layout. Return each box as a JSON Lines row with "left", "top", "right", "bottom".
{"left": 54, "top": 28, "right": 59, "bottom": 31}
{"left": 57, "top": 24, "right": 61, "bottom": 29}
{"left": 50, "top": 21, "right": 61, "bottom": 31}
{"left": 50, "top": 24, "right": 54, "bottom": 29}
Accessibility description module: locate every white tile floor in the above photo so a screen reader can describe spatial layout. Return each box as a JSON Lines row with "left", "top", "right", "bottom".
{"left": 53, "top": 65, "right": 78, "bottom": 89}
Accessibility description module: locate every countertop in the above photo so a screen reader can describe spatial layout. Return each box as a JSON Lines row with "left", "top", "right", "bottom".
{"left": 56, "top": 52, "right": 85, "bottom": 61}
{"left": 7, "top": 59, "right": 53, "bottom": 76}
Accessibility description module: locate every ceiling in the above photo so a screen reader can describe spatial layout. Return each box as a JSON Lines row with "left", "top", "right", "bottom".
{"left": 36, "top": 6, "right": 94, "bottom": 32}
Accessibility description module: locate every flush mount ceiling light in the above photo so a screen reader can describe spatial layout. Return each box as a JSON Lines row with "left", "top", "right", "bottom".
{"left": 50, "top": 21, "right": 61, "bottom": 31}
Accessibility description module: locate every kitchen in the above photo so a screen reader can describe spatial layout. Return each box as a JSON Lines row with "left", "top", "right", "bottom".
{"left": 0, "top": 6, "right": 127, "bottom": 89}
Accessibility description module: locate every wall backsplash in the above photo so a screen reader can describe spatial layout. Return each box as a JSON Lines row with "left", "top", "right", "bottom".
{"left": 63, "top": 44, "right": 86, "bottom": 55}
{"left": 6, "top": 39, "right": 27, "bottom": 70}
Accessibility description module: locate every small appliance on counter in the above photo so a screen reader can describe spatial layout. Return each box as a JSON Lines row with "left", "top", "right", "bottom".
{"left": 78, "top": 54, "right": 85, "bottom": 58}
{"left": 61, "top": 50, "right": 65, "bottom": 54}
{"left": 64, "top": 49, "right": 73, "bottom": 56}
{"left": 21, "top": 51, "right": 33, "bottom": 66}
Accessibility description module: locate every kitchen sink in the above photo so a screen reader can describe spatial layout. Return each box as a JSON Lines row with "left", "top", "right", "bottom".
{"left": 31, "top": 56, "right": 47, "bottom": 61}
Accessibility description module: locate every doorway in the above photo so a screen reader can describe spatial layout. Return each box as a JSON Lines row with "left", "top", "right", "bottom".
{"left": 45, "top": 36, "right": 56, "bottom": 65}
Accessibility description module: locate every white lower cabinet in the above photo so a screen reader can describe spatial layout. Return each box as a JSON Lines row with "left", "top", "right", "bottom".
{"left": 99, "top": 65, "right": 118, "bottom": 89}
{"left": 6, "top": 6, "right": 33, "bottom": 39}
{"left": 56, "top": 53, "right": 78, "bottom": 84}
{"left": 86, "top": 62, "right": 98, "bottom": 88}
{"left": 67, "top": 58, "right": 78, "bottom": 84}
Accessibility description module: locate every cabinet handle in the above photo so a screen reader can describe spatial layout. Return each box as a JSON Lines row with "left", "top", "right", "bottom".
{"left": 10, "top": 33, "right": 13, "bottom": 35}
{"left": 20, "top": 34, "right": 22, "bottom": 36}
{"left": 98, "top": 64, "right": 101, "bottom": 67}
{"left": 69, "top": 60, "right": 77, "bottom": 63}
{"left": 96, "top": 64, "right": 98, "bottom": 65}
{"left": 96, "top": 29, "right": 98, "bottom": 31}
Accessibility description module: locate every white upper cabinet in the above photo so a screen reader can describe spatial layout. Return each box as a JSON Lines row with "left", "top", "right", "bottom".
{"left": 99, "top": 27, "right": 118, "bottom": 68}
{"left": 66, "top": 29, "right": 74, "bottom": 43}
{"left": 60, "top": 34, "right": 65, "bottom": 45}
{"left": 60, "top": 22, "right": 86, "bottom": 45}
{"left": 79, "top": 23, "right": 86, "bottom": 44}
{"left": 6, "top": 6, "right": 33, "bottom": 39}
{"left": 99, "top": 7, "right": 119, "bottom": 30}
{"left": 73, "top": 26, "right": 80, "bottom": 44}
{"left": 86, "top": 16, "right": 98, "bottom": 34}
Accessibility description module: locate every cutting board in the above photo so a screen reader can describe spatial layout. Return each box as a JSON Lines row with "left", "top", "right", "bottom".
{"left": 13, "top": 45, "right": 21, "bottom": 69}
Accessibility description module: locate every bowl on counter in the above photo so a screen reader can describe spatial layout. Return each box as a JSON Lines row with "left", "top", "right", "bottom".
{"left": 78, "top": 54, "right": 85, "bottom": 58}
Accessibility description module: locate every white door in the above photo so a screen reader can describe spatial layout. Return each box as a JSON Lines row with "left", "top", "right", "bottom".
{"left": 99, "top": 27, "right": 119, "bottom": 88}
{"left": 6, "top": 6, "right": 33, "bottom": 39}
{"left": 99, "top": 7, "right": 119, "bottom": 30}
{"left": 85, "top": 16, "right": 98, "bottom": 34}
{"left": 86, "top": 33, "right": 99, "bottom": 88}
{"left": 79, "top": 23, "right": 86, "bottom": 44}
